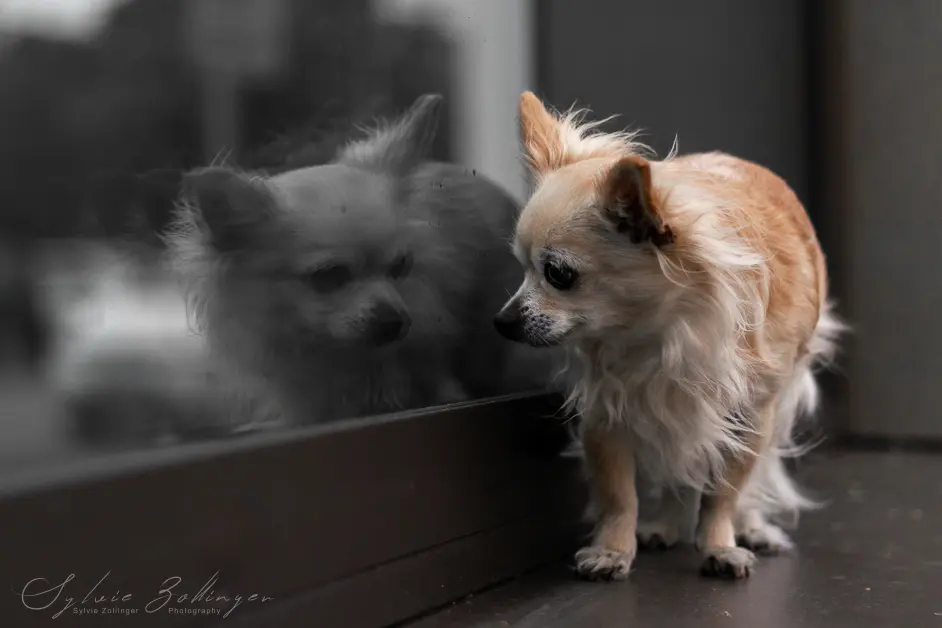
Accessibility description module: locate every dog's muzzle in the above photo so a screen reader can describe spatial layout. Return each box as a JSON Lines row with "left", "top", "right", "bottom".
{"left": 494, "top": 299, "right": 559, "bottom": 347}
{"left": 494, "top": 300, "right": 557, "bottom": 347}
{"left": 367, "top": 302, "right": 411, "bottom": 346}
{"left": 493, "top": 303, "right": 527, "bottom": 344}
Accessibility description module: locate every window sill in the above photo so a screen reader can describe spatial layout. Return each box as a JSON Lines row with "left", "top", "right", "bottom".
{"left": 1, "top": 392, "right": 585, "bottom": 628}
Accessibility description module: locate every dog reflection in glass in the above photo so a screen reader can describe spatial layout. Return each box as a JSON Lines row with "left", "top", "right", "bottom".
{"left": 169, "top": 95, "right": 559, "bottom": 427}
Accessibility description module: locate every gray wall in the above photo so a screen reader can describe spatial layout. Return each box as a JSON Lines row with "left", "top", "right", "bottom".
{"left": 379, "top": 0, "right": 536, "bottom": 204}
{"left": 826, "top": 0, "right": 942, "bottom": 438}
{"left": 537, "top": 0, "right": 809, "bottom": 203}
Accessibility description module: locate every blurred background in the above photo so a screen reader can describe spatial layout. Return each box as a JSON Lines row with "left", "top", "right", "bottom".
{"left": 0, "top": 0, "right": 938, "bottom": 477}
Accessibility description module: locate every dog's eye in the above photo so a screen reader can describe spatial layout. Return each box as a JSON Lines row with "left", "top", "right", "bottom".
{"left": 543, "top": 261, "right": 577, "bottom": 291}
{"left": 306, "top": 265, "right": 352, "bottom": 294}
{"left": 389, "top": 252, "right": 413, "bottom": 280}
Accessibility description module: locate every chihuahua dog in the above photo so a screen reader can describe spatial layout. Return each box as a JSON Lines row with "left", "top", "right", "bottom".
{"left": 495, "top": 92, "right": 844, "bottom": 580}
{"left": 168, "top": 94, "right": 559, "bottom": 427}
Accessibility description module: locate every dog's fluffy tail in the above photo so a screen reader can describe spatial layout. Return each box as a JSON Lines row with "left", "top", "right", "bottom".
{"left": 740, "top": 304, "right": 847, "bottom": 526}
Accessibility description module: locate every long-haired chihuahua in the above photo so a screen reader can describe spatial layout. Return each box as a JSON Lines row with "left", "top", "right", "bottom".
{"left": 495, "top": 92, "right": 845, "bottom": 580}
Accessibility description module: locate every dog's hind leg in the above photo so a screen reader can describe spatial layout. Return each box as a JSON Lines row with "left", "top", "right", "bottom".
{"left": 637, "top": 479, "right": 700, "bottom": 551}
{"left": 734, "top": 452, "right": 807, "bottom": 555}
{"left": 734, "top": 364, "right": 820, "bottom": 555}
{"left": 735, "top": 507, "right": 794, "bottom": 556}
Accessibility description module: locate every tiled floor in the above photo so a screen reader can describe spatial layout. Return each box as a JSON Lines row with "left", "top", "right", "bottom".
{"left": 410, "top": 449, "right": 942, "bottom": 628}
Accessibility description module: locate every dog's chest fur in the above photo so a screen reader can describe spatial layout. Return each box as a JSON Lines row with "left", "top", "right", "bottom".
{"left": 572, "top": 336, "right": 752, "bottom": 490}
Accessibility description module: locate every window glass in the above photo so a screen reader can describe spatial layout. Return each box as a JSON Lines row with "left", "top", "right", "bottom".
{"left": 0, "top": 0, "right": 559, "bottom": 473}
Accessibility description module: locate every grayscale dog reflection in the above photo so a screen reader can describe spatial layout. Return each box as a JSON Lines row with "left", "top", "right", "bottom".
{"left": 168, "top": 94, "right": 561, "bottom": 427}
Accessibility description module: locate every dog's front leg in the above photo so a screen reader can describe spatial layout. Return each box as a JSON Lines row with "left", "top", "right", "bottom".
{"left": 575, "top": 424, "right": 638, "bottom": 581}
{"left": 696, "top": 427, "right": 766, "bottom": 579}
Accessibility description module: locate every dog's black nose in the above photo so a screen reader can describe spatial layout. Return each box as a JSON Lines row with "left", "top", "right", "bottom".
{"left": 493, "top": 306, "right": 526, "bottom": 343}
{"left": 368, "top": 302, "right": 411, "bottom": 346}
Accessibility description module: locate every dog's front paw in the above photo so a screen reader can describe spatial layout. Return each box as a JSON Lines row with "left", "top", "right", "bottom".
{"left": 699, "top": 546, "right": 756, "bottom": 579}
{"left": 736, "top": 522, "right": 794, "bottom": 556}
{"left": 637, "top": 520, "right": 682, "bottom": 551}
{"left": 574, "top": 546, "right": 634, "bottom": 581}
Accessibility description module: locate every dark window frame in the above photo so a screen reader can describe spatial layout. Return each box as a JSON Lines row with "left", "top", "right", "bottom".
{"left": 0, "top": 392, "right": 585, "bottom": 628}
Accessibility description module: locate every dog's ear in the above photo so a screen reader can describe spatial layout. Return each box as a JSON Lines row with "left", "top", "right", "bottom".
{"left": 339, "top": 94, "right": 443, "bottom": 174}
{"left": 599, "top": 156, "right": 674, "bottom": 247}
{"left": 180, "top": 167, "right": 276, "bottom": 253}
{"left": 519, "top": 91, "right": 564, "bottom": 176}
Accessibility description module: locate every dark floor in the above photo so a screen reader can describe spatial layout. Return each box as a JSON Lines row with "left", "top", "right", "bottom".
{"left": 409, "top": 449, "right": 942, "bottom": 628}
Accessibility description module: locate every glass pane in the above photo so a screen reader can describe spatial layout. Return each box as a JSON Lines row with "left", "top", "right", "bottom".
{"left": 0, "top": 0, "right": 561, "bottom": 473}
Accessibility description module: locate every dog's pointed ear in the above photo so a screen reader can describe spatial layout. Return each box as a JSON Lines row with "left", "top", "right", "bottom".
{"left": 180, "top": 167, "right": 275, "bottom": 253}
{"left": 339, "top": 94, "right": 443, "bottom": 174}
{"left": 600, "top": 156, "right": 674, "bottom": 247}
{"left": 519, "top": 91, "right": 564, "bottom": 176}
